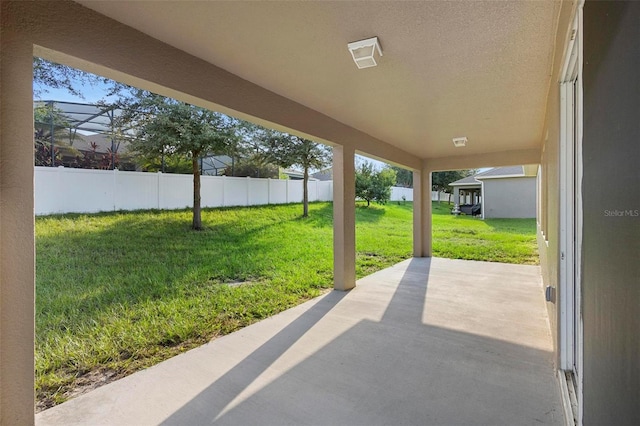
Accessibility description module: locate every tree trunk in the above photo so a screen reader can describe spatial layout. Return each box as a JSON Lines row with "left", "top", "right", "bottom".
{"left": 302, "top": 167, "right": 309, "bottom": 217}
{"left": 192, "top": 155, "right": 202, "bottom": 230}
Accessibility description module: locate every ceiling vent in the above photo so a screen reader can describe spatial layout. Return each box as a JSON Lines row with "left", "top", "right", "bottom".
{"left": 452, "top": 137, "right": 467, "bottom": 148}
{"left": 347, "top": 37, "right": 383, "bottom": 69}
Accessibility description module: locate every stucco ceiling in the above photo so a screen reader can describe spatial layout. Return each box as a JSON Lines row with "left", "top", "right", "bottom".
{"left": 76, "top": 1, "right": 560, "bottom": 160}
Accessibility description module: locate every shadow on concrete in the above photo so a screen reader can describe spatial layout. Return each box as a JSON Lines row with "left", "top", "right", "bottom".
{"left": 161, "top": 258, "right": 561, "bottom": 425}
{"left": 160, "top": 287, "right": 349, "bottom": 425}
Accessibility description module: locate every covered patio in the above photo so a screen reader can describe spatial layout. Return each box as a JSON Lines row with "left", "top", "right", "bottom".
{"left": 36, "top": 258, "right": 562, "bottom": 425}
{"left": 2, "top": 1, "right": 575, "bottom": 423}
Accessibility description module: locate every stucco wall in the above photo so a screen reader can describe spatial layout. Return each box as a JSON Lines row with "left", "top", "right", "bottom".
{"left": 582, "top": 2, "right": 640, "bottom": 424}
{"left": 482, "top": 177, "right": 536, "bottom": 218}
{"left": 0, "top": 5, "right": 37, "bottom": 422}
{"left": 537, "top": 0, "right": 575, "bottom": 362}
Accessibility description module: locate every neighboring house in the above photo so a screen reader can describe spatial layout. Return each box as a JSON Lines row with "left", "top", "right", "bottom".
{"left": 311, "top": 168, "right": 333, "bottom": 181}
{"left": 3, "top": 2, "right": 639, "bottom": 425}
{"left": 281, "top": 168, "right": 318, "bottom": 181}
{"left": 450, "top": 166, "right": 537, "bottom": 219}
{"left": 447, "top": 174, "right": 482, "bottom": 212}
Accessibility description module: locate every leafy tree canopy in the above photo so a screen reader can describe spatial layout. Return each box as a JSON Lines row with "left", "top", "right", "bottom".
{"left": 225, "top": 157, "right": 279, "bottom": 178}
{"left": 254, "top": 130, "right": 331, "bottom": 217}
{"left": 355, "top": 162, "right": 397, "bottom": 206}
{"left": 390, "top": 165, "right": 413, "bottom": 188}
{"left": 130, "top": 95, "right": 240, "bottom": 229}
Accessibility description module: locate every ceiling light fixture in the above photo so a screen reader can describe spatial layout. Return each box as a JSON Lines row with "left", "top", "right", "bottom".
{"left": 453, "top": 137, "right": 468, "bottom": 148}
{"left": 347, "top": 37, "right": 383, "bottom": 69}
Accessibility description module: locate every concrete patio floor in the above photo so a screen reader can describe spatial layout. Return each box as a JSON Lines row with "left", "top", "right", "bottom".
{"left": 36, "top": 257, "right": 564, "bottom": 426}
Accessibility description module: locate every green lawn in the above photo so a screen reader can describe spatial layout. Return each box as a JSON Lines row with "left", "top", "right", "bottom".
{"left": 35, "top": 201, "right": 536, "bottom": 409}
{"left": 431, "top": 201, "right": 539, "bottom": 265}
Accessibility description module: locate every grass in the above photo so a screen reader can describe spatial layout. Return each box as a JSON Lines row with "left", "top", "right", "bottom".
{"left": 431, "top": 201, "right": 539, "bottom": 265}
{"left": 35, "top": 201, "right": 537, "bottom": 409}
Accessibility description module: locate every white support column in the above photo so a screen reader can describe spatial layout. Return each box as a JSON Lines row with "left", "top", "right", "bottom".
{"left": 413, "top": 165, "right": 432, "bottom": 257}
{"left": 413, "top": 170, "right": 423, "bottom": 257}
{"left": 0, "top": 22, "right": 36, "bottom": 423}
{"left": 333, "top": 145, "right": 356, "bottom": 291}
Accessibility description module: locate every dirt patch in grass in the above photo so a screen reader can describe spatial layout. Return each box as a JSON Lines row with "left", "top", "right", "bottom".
{"left": 37, "top": 368, "right": 122, "bottom": 412}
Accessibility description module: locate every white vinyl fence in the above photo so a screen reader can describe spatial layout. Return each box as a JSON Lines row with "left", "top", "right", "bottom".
{"left": 34, "top": 167, "right": 449, "bottom": 215}
{"left": 35, "top": 167, "right": 333, "bottom": 215}
{"left": 390, "top": 187, "right": 449, "bottom": 203}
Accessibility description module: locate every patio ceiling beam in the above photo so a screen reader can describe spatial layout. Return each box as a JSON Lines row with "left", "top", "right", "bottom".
{"left": 426, "top": 148, "right": 541, "bottom": 173}
{"left": 15, "top": 0, "right": 420, "bottom": 171}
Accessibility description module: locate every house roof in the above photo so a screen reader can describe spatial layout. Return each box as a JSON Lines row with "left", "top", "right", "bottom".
{"left": 475, "top": 165, "right": 525, "bottom": 179}
{"left": 282, "top": 169, "right": 318, "bottom": 181}
{"left": 450, "top": 165, "right": 527, "bottom": 186}
{"left": 311, "top": 168, "right": 333, "bottom": 181}
{"left": 449, "top": 175, "right": 481, "bottom": 187}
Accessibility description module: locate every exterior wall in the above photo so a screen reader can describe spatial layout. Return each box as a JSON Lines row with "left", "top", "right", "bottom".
{"left": 482, "top": 177, "right": 536, "bottom": 218}
{"left": 537, "top": 0, "right": 575, "bottom": 360}
{"left": 0, "top": 4, "right": 37, "bottom": 422}
{"left": 581, "top": 2, "right": 640, "bottom": 424}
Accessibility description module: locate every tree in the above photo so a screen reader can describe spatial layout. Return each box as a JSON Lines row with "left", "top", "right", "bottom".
{"left": 130, "top": 96, "right": 238, "bottom": 230}
{"left": 355, "top": 162, "right": 397, "bottom": 206}
{"left": 225, "top": 157, "right": 279, "bottom": 178}
{"left": 257, "top": 130, "right": 331, "bottom": 217}
{"left": 134, "top": 153, "right": 193, "bottom": 174}
{"left": 33, "top": 57, "right": 133, "bottom": 100}
{"left": 224, "top": 121, "right": 280, "bottom": 178}
{"left": 431, "top": 170, "right": 475, "bottom": 203}
{"left": 390, "top": 165, "right": 413, "bottom": 188}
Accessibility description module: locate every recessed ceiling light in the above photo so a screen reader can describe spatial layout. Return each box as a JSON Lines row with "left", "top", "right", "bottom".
{"left": 347, "top": 37, "right": 383, "bottom": 69}
{"left": 452, "top": 137, "right": 467, "bottom": 148}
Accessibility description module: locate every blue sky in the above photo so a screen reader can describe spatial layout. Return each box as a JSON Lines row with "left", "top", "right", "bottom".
{"left": 34, "top": 81, "right": 115, "bottom": 104}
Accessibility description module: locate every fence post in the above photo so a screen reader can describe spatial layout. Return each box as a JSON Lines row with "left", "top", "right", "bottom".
{"left": 246, "top": 176, "right": 251, "bottom": 206}
{"left": 113, "top": 168, "right": 118, "bottom": 211}
{"left": 57, "top": 166, "right": 64, "bottom": 214}
{"left": 286, "top": 179, "right": 289, "bottom": 204}
{"left": 157, "top": 171, "right": 162, "bottom": 209}
{"left": 267, "top": 178, "right": 271, "bottom": 204}
{"left": 222, "top": 175, "right": 226, "bottom": 207}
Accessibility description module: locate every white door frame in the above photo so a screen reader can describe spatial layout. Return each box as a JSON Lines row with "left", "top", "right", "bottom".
{"left": 559, "top": 3, "right": 584, "bottom": 425}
